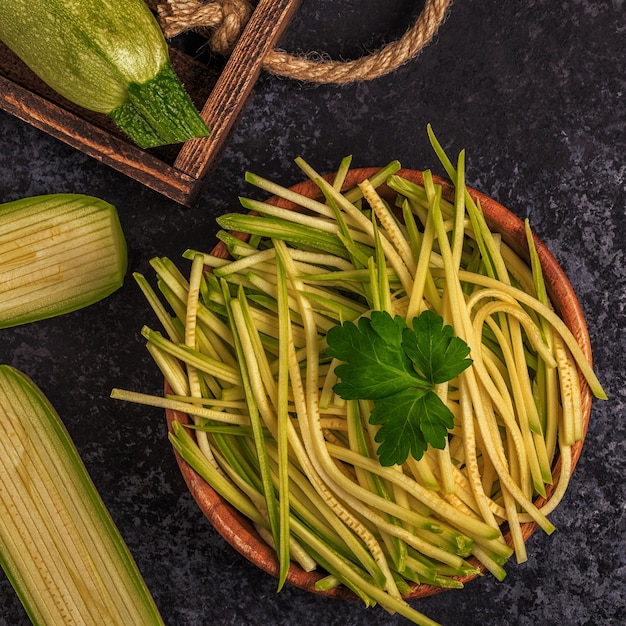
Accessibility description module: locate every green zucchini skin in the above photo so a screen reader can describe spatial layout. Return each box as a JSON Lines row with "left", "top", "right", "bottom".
{"left": 0, "top": 0, "right": 209, "bottom": 148}
{"left": 0, "top": 365, "right": 165, "bottom": 625}
{"left": 0, "top": 193, "right": 128, "bottom": 329}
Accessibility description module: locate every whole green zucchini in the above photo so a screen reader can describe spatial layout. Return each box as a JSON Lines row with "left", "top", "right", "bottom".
{"left": 0, "top": 0, "right": 209, "bottom": 148}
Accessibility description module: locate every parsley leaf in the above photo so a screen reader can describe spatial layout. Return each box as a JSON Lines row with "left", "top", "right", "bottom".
{"left": 326, "top": 310, "right": 472, "bottom": 466}
{"left": 328, "top": 312, "right": 427, "bottom": 400}
{"left": 404, "top": 310, "right": 474, "bottom": 384}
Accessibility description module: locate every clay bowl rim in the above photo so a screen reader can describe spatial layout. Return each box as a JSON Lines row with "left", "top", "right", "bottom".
{"left": 165, "top": 167, "right": 593, "bottom": 601}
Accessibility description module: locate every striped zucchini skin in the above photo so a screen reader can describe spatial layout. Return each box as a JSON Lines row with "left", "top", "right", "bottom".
{"left": 0, "top": 365, "right": 165, "bottom": 625}
{"left": 0, "top": 193, "right": 127, "bottom": 329}
{"left": 0, "top": 0, "right": 209, "bottom": 147}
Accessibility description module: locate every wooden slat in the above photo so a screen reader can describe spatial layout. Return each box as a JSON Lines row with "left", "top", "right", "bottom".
{"left": 173, "top": 0, "right": 304, "bottom": 182}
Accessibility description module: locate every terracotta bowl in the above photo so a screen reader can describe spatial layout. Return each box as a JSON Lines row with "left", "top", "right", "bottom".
{"left": 165, "top": 168, "right": 593, "bottom": 600}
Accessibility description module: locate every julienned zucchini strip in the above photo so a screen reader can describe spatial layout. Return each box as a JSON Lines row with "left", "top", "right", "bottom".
{"left": 0, "top": 365, "right": 164, "bottom": 626}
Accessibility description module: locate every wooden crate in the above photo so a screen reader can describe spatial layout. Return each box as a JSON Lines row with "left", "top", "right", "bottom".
{"left": 0, "top": 0, "right": 302, "bottom": 206}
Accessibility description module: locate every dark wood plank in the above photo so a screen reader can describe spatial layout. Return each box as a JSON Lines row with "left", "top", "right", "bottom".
{"left": 172, "top": 0, "right": 304, "bottom": 181}
{"left": 0, "top": 74, "right": 199, "bottom": 203}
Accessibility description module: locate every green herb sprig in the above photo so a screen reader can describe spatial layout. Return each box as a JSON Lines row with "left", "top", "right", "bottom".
{"left": 327, "top": 309, "right": 472, "bottom": 466}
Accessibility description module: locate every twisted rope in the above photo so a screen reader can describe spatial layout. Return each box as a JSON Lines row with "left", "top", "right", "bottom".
{"left": 158, "top": 0, "right": 254, "bottom": 55}
{"left": 158, "top": 0, "right": 452, "bottom": 84}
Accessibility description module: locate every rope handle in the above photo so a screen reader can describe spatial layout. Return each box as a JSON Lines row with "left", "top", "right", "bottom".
{"left": 157, "top": 0, "right": 452, "bottom": 84}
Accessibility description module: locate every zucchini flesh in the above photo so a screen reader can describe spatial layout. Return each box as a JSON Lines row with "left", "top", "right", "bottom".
{"left": 0, "top": 193, "right": 127, "bottom": 329}
{"left": 0, "top": 365, "right": 164, "bottom": 626}
{"left": 0, "top": 0, "right": 209, "bottom": 148}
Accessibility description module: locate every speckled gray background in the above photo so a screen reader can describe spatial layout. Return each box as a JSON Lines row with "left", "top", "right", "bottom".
{"left": 0, "top": 1, "right": 624, "bottom": 625}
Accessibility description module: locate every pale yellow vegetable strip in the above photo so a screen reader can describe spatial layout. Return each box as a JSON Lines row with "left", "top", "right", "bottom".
{"left": 433, "top": 385, "right": 456, "bottom": 495}
{"left": 181, "top": 249, "right": 230, "bottom": 269}
{"left": 499, "top": 242, "right": 538, "bottom": 297}
{"left": 150, "top": 256, "right": 234, "bottom": 347}
{"left": 474, "top": 305, "right": 545, "bottom": 498}
{"left": 453, "top": 359, "right": 497, "bottom": 527}
{"left": 281, "top": 340, "right": 388, "bottom": 586}
{"left": 164, "top": 396, "right": 248, "bottom": 410}
{"left": 359, "top": 179, "right": 417, "bottom": 275}
{"left": 276, "top": 241, "right": 401, "bottom": 597}
{"left": 523, "top": 219, "right": 561, "bottom": 461}
{"left": 374, "top": 220, "right": 395, "bottom": 314}
{"left": 470, "top": 544, "right": 507, "bottom": 582}
{"left": 240, "top": 197, "right": 367, "bottom": 240}
{"left": 275, "top": 250, "right": 292, "bottom": 589}
{"left": 141, "top": 327, "right": 240, "bottom": 386}
{"left": 237, "top": 292, "right": 280, "bottom": 412}
{"left": 553, "top": 333, "right": 584, "bottom": 445}
{"left": 406, "top": 201, "right": 437, "bottom": 320}
{"left": 330, "top": 441, "right": 501, "bottom": 543}
{"left": 184, "top": 254, "right": 218, "bottom": 469}
{"left": 146, "top": 342, "right": 190, "bottom": 396}
{"left": 319, "top": 358, "right": 340, "bottom": 410}
{"left": 133, "top": 272, "right": 183, "bottom": 343}
{"left": 331, "top": 155, "right": 353, "bottom": 191}
{"left": 289, "top": 248, "right": 355, "bottom": 271}
{"left": 400, "top": 199, "right": 443, "bottom": 314}
{"left": 500, "top": 482, "right": 528, "bottom": 563}
{"left": 404, "top": 454, "right": 441, "bottom": 492}
{"left": 451, "top": 149, "right": 467, "bottom": 269}
{"left": 185, "top": 254, "right": 204, "bottom": 376}
{"left": 533, "top": 429, "right": 554, "bottom": 485}
{"left": 423, "top": 170, "right": 502, "bottom": 531}
{"left": 510, "top": 318, "right": 545, "bottom": 435}
{"left": 447, "top": 269, "right": 606, "bottom": 400}
{"left": 244, "top": 171, "right": 359, "bottom": 223}
{"left": 367, "top": 256, "right": 382, "bottom": 312}
{"left": 213, "top": 247, "right": 277, "bottom": 277}
{"left": 317, "top": 177, "right": 414, "bottom": 295}
{"left": 110, "top": 389, "right": 249, "bottom": 425}
{"left": 229, "top": 300, "right": 278, "bottom": 440}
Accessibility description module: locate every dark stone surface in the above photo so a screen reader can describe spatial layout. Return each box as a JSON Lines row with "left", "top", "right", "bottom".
{"left": 0, "top": 1, "right": 624, "bottom": 624}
